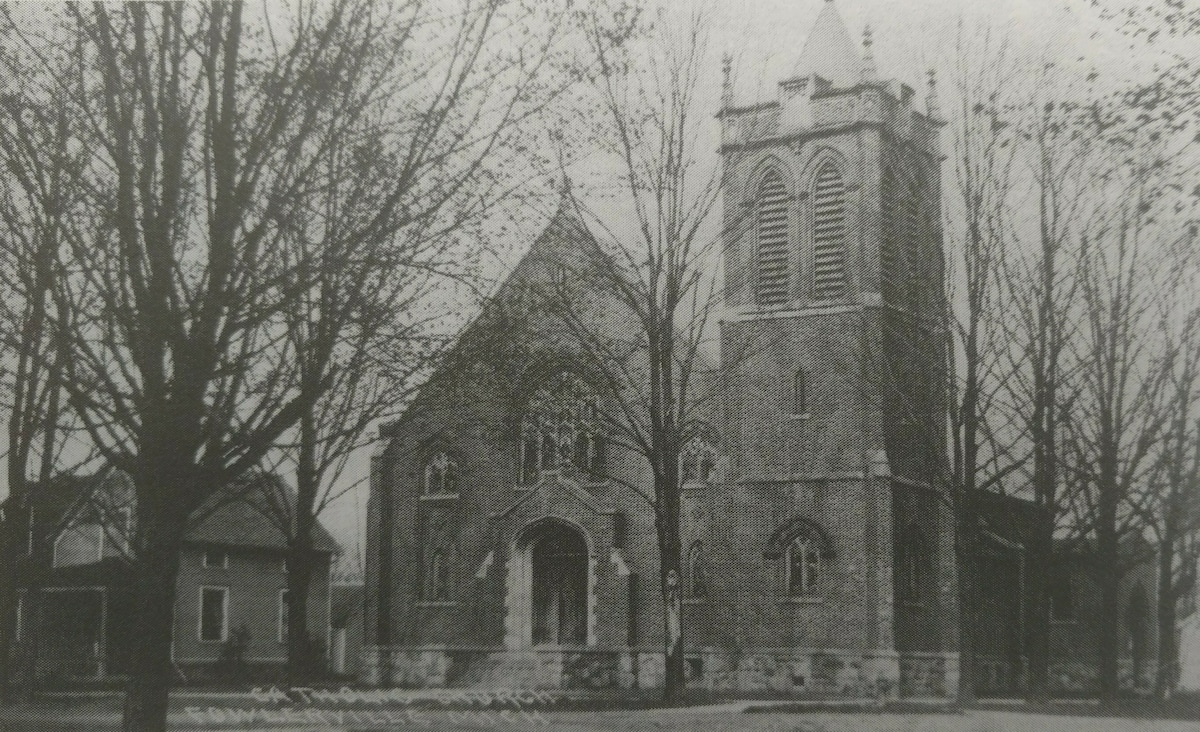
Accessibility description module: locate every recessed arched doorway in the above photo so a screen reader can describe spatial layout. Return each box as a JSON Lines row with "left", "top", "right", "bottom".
{"left": 506, "top": 518, "right": 592, "bottom": 649}
{"left": 532, "top": 522, "right": 588, "bottom": 645}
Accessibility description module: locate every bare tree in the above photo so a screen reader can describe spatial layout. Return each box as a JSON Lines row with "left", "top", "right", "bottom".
{"left": 252, "top": 0, "right": 578, "bottom": 683}
{"left": 539, "top": 4, "right": 730, "bottom": 701}
{"left": 0, "top": 1, "right": 574, "bottom": 726}
{"left": 1001, "top": 61, "right": 1095, "bottom": 700}
{"left": 938, "top": 20, "right": 1024, "bottom": 702}
{"left": 0, "top": 23, "right": 93, "bottom": 696}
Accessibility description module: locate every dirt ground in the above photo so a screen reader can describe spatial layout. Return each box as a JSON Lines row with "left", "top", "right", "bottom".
{"left": 4, "top": 698, "right": 1200, "bottom": 732}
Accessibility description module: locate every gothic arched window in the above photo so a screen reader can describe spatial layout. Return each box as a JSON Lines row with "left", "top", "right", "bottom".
{"left": 519, "top": 372, "right": 602, "bottom": 483}
{"left": 897, "top": 524, "right": 929, "bottom": 604}
{"left": 422, "top": 523, "right": 453, "bottom": 601}
{"left": 756, "top": 168, "right": 790, "bottom": 306}
{"left": 680, "top": 434, "right": 717, "bottom": 485}
{"left": 687, "top": 541, "right": 707, "bottom": 599}
{"left": 423, "top": 452, "right": 456, "bottom": 496}
{"left": 786, "top": 536, "right": 822, "bottom": 596}
{"left": 812, "top": 162, "right": 847, "bottom": 300}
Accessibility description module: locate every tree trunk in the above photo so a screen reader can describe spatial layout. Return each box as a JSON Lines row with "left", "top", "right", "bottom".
{"left": 954, "top": 503, "right": 977, "bottom": 704}
{"left": 122, "top": 518, "right": 183, "bottom": 732}
{"left": 286, "top": 545, "right": 318, "bottom": 686}
{"left": 659, "top": 534, "right": 684, "bottom": 703}
{"left": 1096, "top": 508, "right": 1120, "bottom": 704}
{"left": 1155, "top": 541, "right": 1177, "bottom": 700}
{"left": 1025, "top": 516, "right": 1051, "bottom": 702}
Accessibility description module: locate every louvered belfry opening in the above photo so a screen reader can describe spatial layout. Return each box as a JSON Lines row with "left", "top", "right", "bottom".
{"left": 905, "top": 179, "right": 923, "bottom": 312}
{"left": 881, "top": 169, "right": 901, "bottom": 304}
{"left": 756, "top": 169, "right": 790, "bottom": 306}
{"left": 812, "top": 163, "right": 847, "bottom": 299}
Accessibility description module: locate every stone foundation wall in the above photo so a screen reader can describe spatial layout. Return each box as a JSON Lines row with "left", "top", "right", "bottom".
{"left": 363, "top": 645, "right": 933, "bottom": 698}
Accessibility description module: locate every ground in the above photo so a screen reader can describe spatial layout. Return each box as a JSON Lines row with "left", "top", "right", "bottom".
{"left": 4, "top": 694, "right": 1200, "bottom": 731}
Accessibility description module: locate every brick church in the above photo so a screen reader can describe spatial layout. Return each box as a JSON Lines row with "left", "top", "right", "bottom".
{"left": 364, "top": 0, "right": 1159, "bottom": 698}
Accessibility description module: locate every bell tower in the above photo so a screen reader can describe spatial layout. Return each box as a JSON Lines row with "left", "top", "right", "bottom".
{"left": 717, "top": 0, "right": 955, "bottom": 689}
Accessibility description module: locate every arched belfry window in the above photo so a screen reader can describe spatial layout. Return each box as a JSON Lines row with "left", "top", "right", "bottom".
{"left": 423, "top": 452, "right": 456, "bottom": 496}
{"left": 687, "top": 541, "right": 707, "bottom": 599}
{"left": 756, "top": 168, "right": 790, "bottom": 306}
{"left": 519, "top": 372, "right": 602, "bottom": 483}
{"left": 680, "top": 433, "right": 717, "bottom": 485}
{"left": 812, "top": 162, "right": 847, "bottom": 300}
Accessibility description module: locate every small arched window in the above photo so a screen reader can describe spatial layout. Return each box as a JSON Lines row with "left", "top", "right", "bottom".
{"left": 680, "top": 434, "right": 717, "bottom": 484}
{"left": 897, "top": 524, "right": 929, "bottom": 604}
{"left": 756, "top": 168, "right": 790, "bottom": 306}
{"left": 519, "top": 372, "right": 602, "bottom": 483}
{"left": 687, "top": 541, "right": 707, "bottom": 599}
{"left": 423, "top": 452, "right": 456, "bottom": 496}
{"left": 812, "top": 162, "right": 847, "bottom": 300}
{"left": 786, "top": 536, "right": 822, "bottom": 596}
{"left": 793, "top": 369, "right": 807, "bottom": 415}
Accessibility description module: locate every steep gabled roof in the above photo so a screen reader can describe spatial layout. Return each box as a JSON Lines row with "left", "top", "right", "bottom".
{"left": 185, "top": 474, "right": 340, "bottom": 554}
{"left": 791, "top": 0, "right": 867, "bottom": 88}
{"left": 10, "top": 469, "right": 339, "bottom": 556}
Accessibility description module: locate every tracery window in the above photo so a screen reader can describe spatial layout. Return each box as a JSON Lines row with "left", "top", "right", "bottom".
{"left": 423, "top": 452, "right": 456, "bottom": 496}
{"left": 782, "top": 532, "right": 820, "bottom": 595}
{"left": 519, "top": 372, "right": 602, "bottom": 483}
{"left": 687, "top": 541, "right": 707, "bottom": 599}
{"left": 881, "top": 168, "right": 901, "bottom": 304}
{"left": 812, "top": 162, "right": 847, "bottom": 300}
{"left": 680, "top": 434, "right": 717, "bottom": 484}
{"left": 756, "top": 168, "right": 790, "bottom": 306}
{"left": 786, "top": 535, "right": 822, "bottom": 596}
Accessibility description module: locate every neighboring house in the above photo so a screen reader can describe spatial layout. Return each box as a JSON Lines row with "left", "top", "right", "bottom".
{"left": 364, "top": 0, "right": 1173, "bottom": 699}
{"left": 5, "top": 469, "right": 339, "bottom": 680}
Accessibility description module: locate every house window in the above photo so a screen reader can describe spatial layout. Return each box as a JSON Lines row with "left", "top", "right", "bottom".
{"left": 203, "top": 549, "right": 229, "bottom": 569}
{"left": 681, "top": 435, "right": 717, "bottom": 484}
{"left": 423, "top": 452, "right": 457, "bottom": 496}
{"left": 793, "top": 369, "right": 807, "bottom": 415}
{"left": 756, "top": 168, "right": 790, "bottom": 306}
{"left": 519, "top": 372, "right": 602, "bottom": 483}
{"left": 897, "top": 524, "right": 929, "bottom": 604}
{"left": 279, "top": 589, "right": 289, "bottom": 643}
{"left": 199, "top": 587, "right": 228, "bottom": 643}
{"left": 812, "top": 162, "right": 847, "bottom": 300}
{"left": 687, "top": 542, "right": 707, "bottom": 599}
{"left": 786, "top": 536, "right": 821, "bottom": 596}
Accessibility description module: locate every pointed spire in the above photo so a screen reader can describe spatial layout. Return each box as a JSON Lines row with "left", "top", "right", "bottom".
{"left": 721, "top": 54, "right": 734, "bottom": 109}
{"left": 791, "top": 0, "right": 867, "bottom": 88}
{"left": 861, "top": 24, "right": 878, "bottom": 82}
{"left": 926, "top": 69, "right": 940, "bottom": 119}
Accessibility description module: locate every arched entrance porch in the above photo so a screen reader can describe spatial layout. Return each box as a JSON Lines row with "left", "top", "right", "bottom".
{"left": 505, "top": 518, "right": 593, "bottom": 649}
